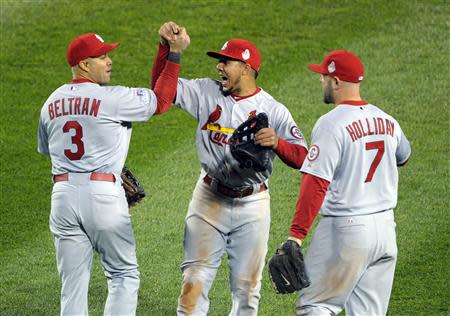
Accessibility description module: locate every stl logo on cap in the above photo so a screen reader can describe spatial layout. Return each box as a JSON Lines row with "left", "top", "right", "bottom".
{"left": 94, "top": 34, "right": 104, "bottom": 43}
{"left": 328, "top": 61, "right": 336, "bottom": 73}
{"left": 242, "top": 49, "right": 250, "bottom": 60}
{"left": 221, "top": 41, "right": 228, "bottom": 50}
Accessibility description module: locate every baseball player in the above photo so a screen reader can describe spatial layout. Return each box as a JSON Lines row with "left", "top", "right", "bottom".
{"left": 154, "top": 22, "right": 308, "bottom": 315}
{"left": 37, "top": 31, "right": 189, "bottom": 315}
{"left": 282, "top": 50, "right": 411, "bottom": 315}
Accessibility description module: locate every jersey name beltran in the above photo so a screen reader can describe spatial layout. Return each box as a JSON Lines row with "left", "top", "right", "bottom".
{"left": 48, "top": 97, "right": 101, "bottom": 120}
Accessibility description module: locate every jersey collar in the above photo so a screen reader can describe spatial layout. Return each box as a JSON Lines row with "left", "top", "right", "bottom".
{"left": 71, "top": 78, "right": 97, "bottom": 84}
{"left": 337, "top": 100, "right": 368, "bottom": 106}
{"left": 231, "top": 87, "right": 261, "bottom": 101}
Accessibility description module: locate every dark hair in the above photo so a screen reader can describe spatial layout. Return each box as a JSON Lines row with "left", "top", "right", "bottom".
{"left": 252, "top": 69, "right": 259, "bottom": 79}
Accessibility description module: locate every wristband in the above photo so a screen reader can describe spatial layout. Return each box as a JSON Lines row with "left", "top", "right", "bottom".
{"left": 168, "top": 52, "right": 181, "bottom": 64}
{"left": 288, "top": 236, "right": 302, "bottom": 246}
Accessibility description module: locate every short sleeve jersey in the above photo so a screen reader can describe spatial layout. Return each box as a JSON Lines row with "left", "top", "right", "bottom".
{"left": 175, "top": 78, "right": 307, "bottom": 187}
{"left": 38, "top": 82, "right": 156, "bottom": 175}
{"left": 301, "top": 102, "right": 411, "bottom": 216}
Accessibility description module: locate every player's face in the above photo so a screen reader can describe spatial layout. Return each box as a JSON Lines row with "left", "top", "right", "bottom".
{"left": 84, "top": 54, "right": 113, "bottom": 85}
{"left": 321, "top": 75, "right": 335, "bottom": 104}
{"left": 216, "top": 59, "right": 246, "bottom": 96}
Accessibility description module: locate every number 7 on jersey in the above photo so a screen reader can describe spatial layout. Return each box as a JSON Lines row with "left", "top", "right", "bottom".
{"left": 365, "top": 141, "right": 385, "bottom": 183}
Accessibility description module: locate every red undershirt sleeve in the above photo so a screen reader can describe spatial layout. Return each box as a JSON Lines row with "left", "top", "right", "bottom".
{"left": 274, "top": 137, "right": 308, "bottom": 169}
{"left": 153, "top": 60, "right": 180, "bottom": 115}
{"left": 150, "top": 43, "right": 180, "bottom": 115}
{"left": 289, "top": 173, "right": 330, "bottom": 240}
{"left": 151, "top": 43, "right": 169, "bottom": 89}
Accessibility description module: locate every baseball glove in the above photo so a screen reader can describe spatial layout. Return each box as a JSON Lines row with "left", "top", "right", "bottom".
{"left": 121, "top": 166, "right": 146, "bottom": 207}
{"left": 229, "top": 113, "right": 270, "bottom": 172}
{"left": 268, "top": 240, "right": 310, "bottom": 294}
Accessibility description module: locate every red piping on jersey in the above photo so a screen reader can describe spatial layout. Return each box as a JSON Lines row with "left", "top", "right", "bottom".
{"left": 274, "top": 138, "right": 308, "bottom": 169}
{"left": 231, "top": 87, "right": 261, "bottom": 101}
{"left": 71, "top": 78, "right": 97, "bottom": 84}
{"left": 338, "top": 100, "right": 368, "bottom": 106}
{"left": 289, "top": 173, "right": 330, "bottom": 240}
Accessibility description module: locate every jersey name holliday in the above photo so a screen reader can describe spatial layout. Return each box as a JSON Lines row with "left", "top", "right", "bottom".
{"left": 47, "top": 97, "right": 101, "bottom": 120}
{"left": 346, "top": 116, "right": 395, "bottom": 142}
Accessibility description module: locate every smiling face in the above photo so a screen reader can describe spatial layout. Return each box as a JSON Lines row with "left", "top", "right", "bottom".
{"left": 216, "top": 58, "right": 248, "bottom": 96}
{"left": 80, "top": 53, "right": 113, "bottom": 85}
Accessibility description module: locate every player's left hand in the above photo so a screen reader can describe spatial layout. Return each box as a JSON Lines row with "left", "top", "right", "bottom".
{"left": 268, "top": 239, "right": 310, "bottom": 294}
{"left": 121, "top": 166, "right": 146, "bottom": 207}
{"left": 255, "top": 128, "right": 278, "bottom": 149}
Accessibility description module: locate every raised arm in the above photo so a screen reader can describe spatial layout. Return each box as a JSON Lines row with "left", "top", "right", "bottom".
{"left": 151, "top": 23, "right": 190, "bottom": 115}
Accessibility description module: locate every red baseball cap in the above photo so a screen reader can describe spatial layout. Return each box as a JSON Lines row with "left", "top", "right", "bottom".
{"left": 308, "top": 50, "right": 364, "bottom": 83}
{"left": 66, "top": 33, "right": 119, "bottom": 67}
{"left": 207, "top": 38, "right": 262, "bottom": 72}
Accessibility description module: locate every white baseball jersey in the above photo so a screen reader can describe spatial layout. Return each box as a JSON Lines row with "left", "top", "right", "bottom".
{"left": 38, "top": 82, "right": 156, "bottom": 174}
{"left": 301, "top": 102, "right": 411, "bottom": 216}
{"left": 175, "top": 77, "right": 307, "bottom": 316}
{"left": 175, "top": 78, "right": 307, "bottom": 187}
{"left": 38, "top": 80, "right": 154, "bottom": 315}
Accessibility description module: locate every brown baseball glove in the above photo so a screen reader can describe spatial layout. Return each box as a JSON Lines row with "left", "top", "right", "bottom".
{"left": 121, "top": 166, "right": 146, "bottom": 207}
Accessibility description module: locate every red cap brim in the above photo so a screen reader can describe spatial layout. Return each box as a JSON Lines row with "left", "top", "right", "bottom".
{"left": 206, "top": 51, "right": 243, "bottom": 62}
{"left": 307, "top": 63, "right": 327, "bottom": 75}
{"left": 93, "top": 42, "right": 119, "bottom": 57}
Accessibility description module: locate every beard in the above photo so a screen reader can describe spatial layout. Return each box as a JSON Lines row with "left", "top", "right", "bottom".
{"left": 220, "top": 84, "right": 233, "bottom": 96}
{"left": 323, "top": 82, "right": 335, "bottom": 104}
{"left": 220, "top": 76, "right": 242, "bottom": 97}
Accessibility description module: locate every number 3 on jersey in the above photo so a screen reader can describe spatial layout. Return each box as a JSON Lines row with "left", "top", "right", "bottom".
{"left": 63, "top": 120, "right": 85, "bottom": 160}
{"left": 365, "top": 140, "right": 385, "bottom": 183}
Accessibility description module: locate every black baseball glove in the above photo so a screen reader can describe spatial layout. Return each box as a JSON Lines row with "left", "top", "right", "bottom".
{"left": 229, "top": 113, "right": 270, "bottom": 172}
{"left": 121, "top": 166, "right": 146, "bottom": 207}
{"left": 268, "top": 240, "right": 310, "bottom": 294}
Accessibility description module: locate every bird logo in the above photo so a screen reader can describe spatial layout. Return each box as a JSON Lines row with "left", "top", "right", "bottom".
{"left": 201, "top": 104, "right": 222, "bottom": 130}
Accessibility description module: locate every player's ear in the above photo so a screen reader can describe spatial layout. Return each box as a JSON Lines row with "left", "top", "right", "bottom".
{"left": 242, "top": 63, "right": 252, "bottom": 76}
{"left": 78, "top": 59, "right": 89, "bottom": 72}
{"left": 332, "top": 76, "right": 340, "bottom": 88}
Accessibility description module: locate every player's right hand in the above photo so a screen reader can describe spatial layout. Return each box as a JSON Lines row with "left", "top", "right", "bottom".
{"left": 255, "top": 127, "right": 278, "bottom": 149}
{"left": 159, "top": 21, "right": 180, "bottom": 46}
{"left": 168, "top": 27, "right": 190, "bottom": 53}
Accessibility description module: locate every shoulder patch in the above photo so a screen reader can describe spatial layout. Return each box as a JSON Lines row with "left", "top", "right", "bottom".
{"left": 307, "top": 144, "right": 320, "bottom": 161}
{"left": 136, "top": 88, "right": 149, "bottom": 105}
{"left": 290, "top": 126, "right": 303, "bottom": 140}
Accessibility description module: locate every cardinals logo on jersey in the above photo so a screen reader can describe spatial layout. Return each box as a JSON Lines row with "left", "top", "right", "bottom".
{"left": 201, "top": 104, "right": 222, "bottom": 130}
{"left": 201, "top": 107, "right": 262, "bottom": 147}
{"left": 202, "top": 105, "right": 234, "bottom": 147}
